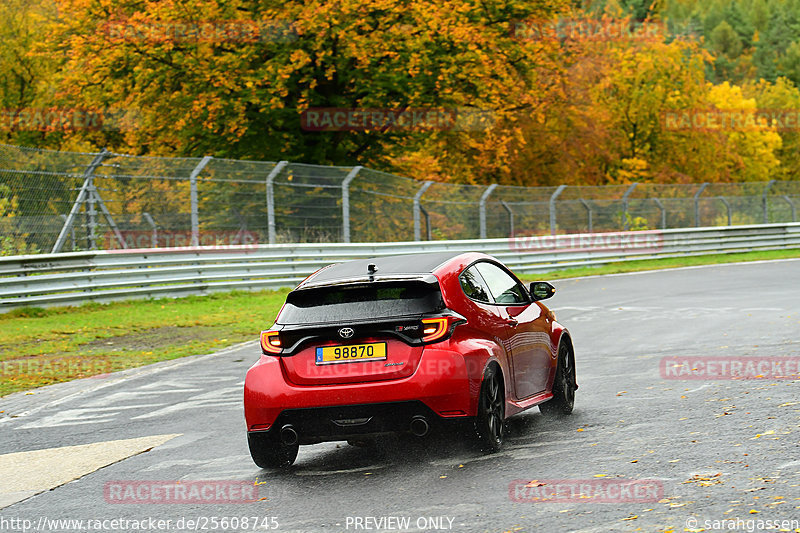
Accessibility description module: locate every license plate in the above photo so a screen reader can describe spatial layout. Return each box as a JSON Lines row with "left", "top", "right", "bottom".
{"left": 315, "top": 343, "right": 387, "bottom": 365}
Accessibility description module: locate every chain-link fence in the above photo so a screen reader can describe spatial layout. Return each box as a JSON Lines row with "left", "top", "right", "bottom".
{"left": 1, "top": 143, "right": 799, "bottom": 255}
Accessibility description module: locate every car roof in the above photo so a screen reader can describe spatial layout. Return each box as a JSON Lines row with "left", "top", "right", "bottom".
{"left": 297, "top": 251, "right": 481, "bottom": 290}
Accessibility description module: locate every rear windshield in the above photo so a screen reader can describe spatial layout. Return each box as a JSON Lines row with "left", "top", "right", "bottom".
{"left": 277, "top": 281, "right": 444, "bottom": 325}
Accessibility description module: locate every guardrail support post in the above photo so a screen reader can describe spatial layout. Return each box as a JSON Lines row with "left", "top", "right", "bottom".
{"left": 622, "top": 183, "right": 638, "bottom": 230}
{"left": 762, "top": 180, "right": 776, "bottom": 224}
{"left": 188, "top": 156, "right": 212, "bottom": 247}
{"left": 265, "top": 161, "right": 289, "bottom": 245}
{"left": 479, "top": 183, "right": 498, "bottom": 239}
{"left": 500, "top": 200, "right": 514, "bottom": 237}
{"left": 652, "top": 197, "right": 666, "bottom": 229}
{"left": 549, "top": 185, "right": 567, "bottom": 236}
{"left": 578, "top": 199, "right": 593, "bottom": 233}
{"left": 341, "top": 166, "right": 363, "bottom": 243}
{"left": 694, "top": 182, "right": 709, "bottom": 227}
{"left": 782, "top": 195, "right": 796, "bottom": 222}
{"left": 717, "top": 197, "right": 732, "bottom": 226}
{"left": 414, "top": 181, "right": 434, "bottom": 241}
{"left": 143, "top": 212, "right": 157, "bottom": 247}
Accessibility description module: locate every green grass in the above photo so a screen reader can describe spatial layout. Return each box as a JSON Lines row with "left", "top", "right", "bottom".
{"left": 0, "top": 289, "right": 290, "bottom": 397}
{"left": 1, "top": 248, "right": 798, "bottom": 397}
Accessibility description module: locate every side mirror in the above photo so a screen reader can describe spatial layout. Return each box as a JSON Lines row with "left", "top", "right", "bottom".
{"left": 529, "top": 281, "right": 556, "bottom": 301}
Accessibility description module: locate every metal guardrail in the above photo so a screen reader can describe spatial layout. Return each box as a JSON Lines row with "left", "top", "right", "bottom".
{"left": 1, "top": 223, "right": 799, "bottom": 311}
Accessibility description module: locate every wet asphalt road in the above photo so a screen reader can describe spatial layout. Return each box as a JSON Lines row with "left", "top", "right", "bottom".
{"left": 1, "top": 259, "right": 799, "bottom": 533}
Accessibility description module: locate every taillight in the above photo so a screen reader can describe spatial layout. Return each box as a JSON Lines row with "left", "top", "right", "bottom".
{"left": 260, "top": 331, "right": 282, "bottom": 354}
{"left": 421, "top": 314, "right": 466, "bottom": 344}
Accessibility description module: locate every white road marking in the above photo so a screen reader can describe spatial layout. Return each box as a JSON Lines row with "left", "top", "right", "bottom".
{"left": 0, "top": 434, "right": 180, "bottom": 509}
{"left": 19, "top": 404, "right": 164, "bottom": 429}
{"left": 0, "top": 341, "right": 256, "bottom": 423}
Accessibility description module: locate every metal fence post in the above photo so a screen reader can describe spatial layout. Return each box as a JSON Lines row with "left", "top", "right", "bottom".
{"left": 717, "top": 197, "right": 732, "bottom": 226}
{"left": 694, "top": 183, "right": 709, "bottom": 227}
{"left": 622, "top": 183, "right": 638, "bottom": 230}
{"left": 579, "top": 199, "right": 593, "bottom": 233}
{"left": 341, "top": 166, "right": 363, "bottom": 243}
{"left": 52, "top": 149, "right": 110, "bottom": 253}
{"left": 479, "top": 183, "right": 498, "bottom": 239}
{"left": 651, "top": 197, "right": 666, "bottom": 229}
{"left": 500, "top": 200, "right": 514, "bottom": 237}
{"left": 419, "top": 206, "right": 432, "bottom": 240}
{"left": 762, "top": 180, "right": 775, "bottom": 224}
{"left": 782, "top": 195, "right": 796, "bottom": 222}
{"left": 188, "top": 156, "right": 212, "bottom": 247}
{"left": 143, "top": 212, "right": 157, "bottom": 247}
{"left": 549, "top": 185, "right": 567, "bottom": 236}
{"left": 58, "top": 214, "right": 76, "bottom": 251}
{"left": 414, "top": 181, "right": 434, "bottom": 241}
{"left": 265, "top": 161, "right": 289, "bottom": 245}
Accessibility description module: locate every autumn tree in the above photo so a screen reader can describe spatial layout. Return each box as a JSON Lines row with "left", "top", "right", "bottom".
{"left": 45, "top": 0, "right": 570, "bottom": 172}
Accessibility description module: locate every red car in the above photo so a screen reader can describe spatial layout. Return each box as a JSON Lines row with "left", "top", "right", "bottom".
{"left": 244, "top": 251, "right": 577, "bottom": 467}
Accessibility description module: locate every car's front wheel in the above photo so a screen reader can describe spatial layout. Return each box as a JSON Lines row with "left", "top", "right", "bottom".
{"left": 474, "top": 365, "right": 505, "bottom": 452}
{"left": 247, "top": 432, "right": 298, "bottom": 469}
{"left": 539, "top": 341, "right": 576, "bottom": 417}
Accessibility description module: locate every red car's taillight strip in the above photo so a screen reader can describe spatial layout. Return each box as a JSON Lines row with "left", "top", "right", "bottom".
{"left": 260, "top": 331, "right": 282, "bottom": 354}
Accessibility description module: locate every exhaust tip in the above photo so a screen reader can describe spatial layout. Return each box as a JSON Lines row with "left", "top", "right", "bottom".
{"left": 409, "top": 415, "right": 429, "bottom": 437}
{"left": 280, "top": 424, "right": 299, "bottom": 446}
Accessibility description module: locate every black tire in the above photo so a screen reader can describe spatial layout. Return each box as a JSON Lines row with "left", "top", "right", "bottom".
{"left": 247, "top": 432, "right": 298, "bottom": 469}
{"left": 539, "top": 341, "right": 576, "bottom": 417}
{"left": 474, "top": 365, "right": 505, "bottom": 453}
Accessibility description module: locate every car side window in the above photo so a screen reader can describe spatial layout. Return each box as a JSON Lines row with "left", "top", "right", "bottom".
{"left": 459, "top": 267, "right": 493, "bottom": 303}
{"left": 474, "top": 262, "right": 529, "bottom": 305}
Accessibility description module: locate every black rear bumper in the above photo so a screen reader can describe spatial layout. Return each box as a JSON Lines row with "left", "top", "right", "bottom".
{"left": 253, "top": 401, "right": 451, "bottom": 444}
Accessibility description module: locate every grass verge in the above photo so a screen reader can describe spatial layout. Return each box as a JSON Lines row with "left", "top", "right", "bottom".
{"left": 1, "top": 248, "right": 798, "bottom": 397}
{"left": 0, "top": 289, "right": 289, "bottom": 397}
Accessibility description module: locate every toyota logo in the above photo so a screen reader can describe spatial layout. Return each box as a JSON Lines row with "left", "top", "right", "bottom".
{"left": 338, "top": 327, "right": 354, "bottom": 339}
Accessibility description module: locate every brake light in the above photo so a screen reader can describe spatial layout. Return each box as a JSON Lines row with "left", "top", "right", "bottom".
{"left": 420, "top": 315, "right": 465, "bottom": 343}
{"left": 260, "top": 331, "right": 282, "bottom": 354}
{"left": 421, "top": 318, "right": 448, "bottom": 342}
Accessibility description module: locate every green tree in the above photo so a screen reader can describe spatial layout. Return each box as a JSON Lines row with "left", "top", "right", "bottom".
{"left": 0, "top": 0, "right": 60, "bottom": 147}
{"left": 0, "top": 184, "right": 38, "bottom": 255}
{"left": 778, "top": 40, "right": 800, "bottom": 86}
{"left": 747, "top": 76, "right": 800, "bottom": 180}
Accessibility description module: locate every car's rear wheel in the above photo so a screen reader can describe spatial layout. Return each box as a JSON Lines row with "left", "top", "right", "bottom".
{"left": 474, "top": 365, "right": 505, "bottom": 452}
{"left": 247, "top": 432, "right": 298, "bottom": 469}
{"left": 539, "top": 342, "right": 576, "bottom": 417}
